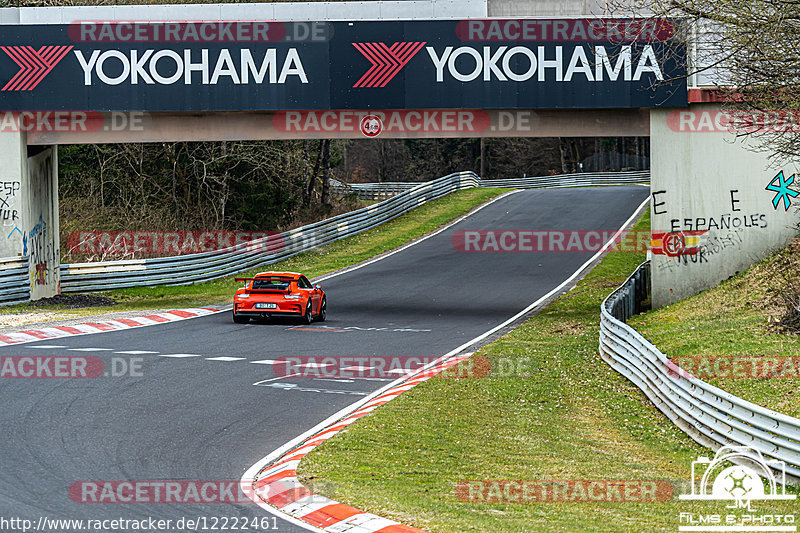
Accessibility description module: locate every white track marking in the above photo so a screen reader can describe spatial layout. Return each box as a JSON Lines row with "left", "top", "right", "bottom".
{"left": 241, "top": 192, "right": 651, "bottom": 532}
{"left": 25, "top": 345, "right": 68, "bottom": 349}
{"left": 252, "top": 376, "right": 290, "bottom": 385}
{"left": 158, "top": 353, "right": 202, "bottom": 358}
{"left": 67, "top": 347, "right": 113, "bottom": 352}
{"left": 205, "top": 356, "right": 246, "bottom": 362}
{"left": 114, "top": 350, "right": 159, "bottom": 355}
{"left": 250, "top": 359, "right": 279, "bottom": 365}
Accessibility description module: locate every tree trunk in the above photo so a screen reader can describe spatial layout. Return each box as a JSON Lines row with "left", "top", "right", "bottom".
{"left": 559, "top": 137, "right": 568, "bottom": 173}
{"left": 480, "top": 137, "right": 486, "bottom": 177}
{"left": 321, "top": 140, "right": 331, "bottom": 206}
{"left": 304, "top": 140, "right": 324, "bottom": 207}
{"left": 301, "top": 140, "right": 310, "bottom": 206}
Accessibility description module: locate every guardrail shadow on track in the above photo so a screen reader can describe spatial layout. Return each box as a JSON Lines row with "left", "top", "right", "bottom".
{"left": 0, "top": 170, "right": 649, "bottom": 304}
{"left": 600, "top": 261, "right": 800, "bottom": 481}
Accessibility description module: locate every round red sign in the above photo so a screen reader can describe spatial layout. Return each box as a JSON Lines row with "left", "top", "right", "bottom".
{"left": 360, "top": 114, "right": 383, "bottom": 137}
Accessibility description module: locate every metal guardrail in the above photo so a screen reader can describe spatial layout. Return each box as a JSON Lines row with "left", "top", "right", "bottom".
{"left": 59, "top": 172, "right": 480, "bottom": 292}
{"left": 0, "top": 257, "right": 29, "bottom": 305}
{"left": 333, "top": 170, "right": 650, "bottom": 200}
{"left": 600, "top": 262, "right": 800, "bottom": 480}
{"left": 479, "top": 170, "right": 650, "bottom": 189}
{"left": 0, "top": 170, "right": 650, "bottom": 300}
{"left": 331, "top": 179, "right": 419, "bottom": 200}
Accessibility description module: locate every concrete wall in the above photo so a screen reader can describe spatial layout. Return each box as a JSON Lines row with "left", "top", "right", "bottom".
{"left": 487, "top": 0, "right": 636, "bottom": 16}
{"left": 0, "top": 129, "right": 26, "bottom": 259}
{"left": 26, "top": 148, "right": 60, "bottom": 300}
{"left": 650, "top": 104, "right": 800, "bottom": 308}
{"left": 0, "top": 126, "right": 60, "bottom": 299}
{"left": 0, "top": 0, "right": 486, "bottom": 23}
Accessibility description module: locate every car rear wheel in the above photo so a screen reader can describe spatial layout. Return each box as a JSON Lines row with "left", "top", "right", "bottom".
{"left": 317, "top": 297, "right": 326, "bottom": 322}
{"left": 303, "top": 301, "right": 313, "bottom": 325}
{"left": 233, "top": 310, "right": 249, "bottom": 324}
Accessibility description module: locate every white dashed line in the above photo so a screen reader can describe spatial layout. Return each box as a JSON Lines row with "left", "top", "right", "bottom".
{"left": 25, "top": 345, "right": 68, "bottom": 349}
{"left": 250, "top": 359, "right": 279, "bottom": 365}
{"left": 158, "top": 353, "right": 202, "bottom": 358}
{"left": 114, "top": 350, "right": 159, "bottom": 355}
{"left": 205, "top": 356, "right": 245, "bottom": 362}
{"left": 67, "top": 348, "right": 113, "bottom": 352}
{"left": 252, "top": 376, "right": 289, "bottom": 385}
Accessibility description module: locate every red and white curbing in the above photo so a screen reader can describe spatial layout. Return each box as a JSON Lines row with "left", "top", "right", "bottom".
{"left": 0, "top": 308, "right": 220, "bottom": 346}
{"left": 246, "top": 352, "right": 475, "bottom": 533}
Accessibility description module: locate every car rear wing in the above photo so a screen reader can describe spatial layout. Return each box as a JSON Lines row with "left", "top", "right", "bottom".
{"left": 234, "top": 277, "right": 295, "bottom": 293}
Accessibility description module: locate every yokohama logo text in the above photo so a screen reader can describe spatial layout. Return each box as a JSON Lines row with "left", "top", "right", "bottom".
{"left": 352, "top": 41, "right": 426, "bottom": 88}
{"left": 1, "top": 45, "right": 73, "bottom": 91}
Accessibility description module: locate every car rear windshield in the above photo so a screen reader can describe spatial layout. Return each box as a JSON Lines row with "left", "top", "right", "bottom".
{"left": 252, "top": 278, "right": 292, "bottom": 290}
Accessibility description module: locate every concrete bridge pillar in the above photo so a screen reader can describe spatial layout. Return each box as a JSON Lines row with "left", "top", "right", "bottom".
{"left": 0, "top": 120, "right": 60, "bottom": 300}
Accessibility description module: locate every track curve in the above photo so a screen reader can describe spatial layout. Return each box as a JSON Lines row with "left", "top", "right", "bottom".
{"left": 0, "top": 186, "right": 648, "bottom": 532}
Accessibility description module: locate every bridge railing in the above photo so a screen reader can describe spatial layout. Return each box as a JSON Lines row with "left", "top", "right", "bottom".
{"left": 600, "top": 262, "right": 800, "bottom": 480}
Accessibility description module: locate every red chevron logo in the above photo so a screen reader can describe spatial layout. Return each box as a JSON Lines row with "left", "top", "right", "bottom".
{"left": 1, "top": 45, "right": 73, "bottom": 91}
{"left": 352, "top": 41, "right": 426, "bottom": 88}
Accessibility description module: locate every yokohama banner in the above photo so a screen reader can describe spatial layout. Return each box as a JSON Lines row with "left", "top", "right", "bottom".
{"left": 0, "top": 19, "right": 686, "bottom": 111}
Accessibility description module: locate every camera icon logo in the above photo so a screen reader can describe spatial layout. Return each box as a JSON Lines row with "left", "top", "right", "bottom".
{"left": 679, "top": 446, "right": 795, "bottom": 506}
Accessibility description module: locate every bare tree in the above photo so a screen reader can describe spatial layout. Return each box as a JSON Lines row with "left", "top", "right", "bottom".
{"left": 632, "top": 0, "right": 800, "bottom": 159}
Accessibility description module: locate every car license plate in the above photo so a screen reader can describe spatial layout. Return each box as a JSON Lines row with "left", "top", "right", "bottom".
{"left": 255, "top": 303, "right": 277, "bottom": 309}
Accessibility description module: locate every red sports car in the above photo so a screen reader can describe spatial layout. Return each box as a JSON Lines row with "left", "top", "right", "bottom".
{"left": 232, "top": 271, "right": 326, "bottom": 324}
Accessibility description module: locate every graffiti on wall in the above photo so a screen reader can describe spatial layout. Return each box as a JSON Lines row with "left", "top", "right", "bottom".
{"left": 1, "top": 180, "right": 21, "bottom": 241}
{"left": 766, "top": 170, "right": 800, "bottom": 211}
{"left": 27, "top": 213, "right": 52, "bottom": 288}
{"left": 651, "top": 188, "right": 768, "bottom": 273}
{"left": 26, "top": 150, "right": 58, "bottom": 298}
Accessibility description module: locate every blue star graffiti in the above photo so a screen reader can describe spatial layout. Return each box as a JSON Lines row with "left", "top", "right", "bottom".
{"left": 766, "top": 170, "right": 800, "bottom": 211}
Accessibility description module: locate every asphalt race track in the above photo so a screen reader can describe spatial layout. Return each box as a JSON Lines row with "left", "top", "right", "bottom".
{"left": 0, "top": 186, "right": 648, "bottom": 533}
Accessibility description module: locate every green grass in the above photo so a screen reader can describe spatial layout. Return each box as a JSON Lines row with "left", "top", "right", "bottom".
{"left": 0, "top": 188, "right": 507, "bottom": 319}
{"left": 629, "top": 251, "right": 800, "bottom": 418}
{"left": 298, "top": 210, "right": 799, "bottom": 532}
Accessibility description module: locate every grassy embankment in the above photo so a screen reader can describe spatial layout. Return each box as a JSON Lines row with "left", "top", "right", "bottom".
{"left": 298, "top": 211, "right": 799, "bottom": 532}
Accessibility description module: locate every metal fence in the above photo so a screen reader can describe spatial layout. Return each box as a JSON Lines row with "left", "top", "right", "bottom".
{"left": 0, "top": 257, "right": 29, "bottom": 305}
{"left": 0, "top": 170, "right": 650, "bottom": 303}
{"left": 333, "top": 170, "right": 650, "bottom": 200}
{"left": 600, "top": 262, "right": 800, "bottom": 479}
{"left": 330, "top": 179, "right": 418, "bottom": 200}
